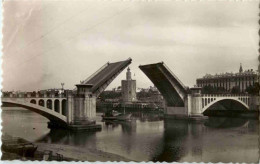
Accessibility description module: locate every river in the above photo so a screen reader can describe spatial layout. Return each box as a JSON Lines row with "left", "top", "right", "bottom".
{"left": 2, "top": 109, "right": 259, "bottom": 162}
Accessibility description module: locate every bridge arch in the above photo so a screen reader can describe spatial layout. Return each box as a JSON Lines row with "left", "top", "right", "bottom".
{"left": 62, "top": 99, "right": 67, "bottom": 116}
{"left": 2, "top": 98, "right": 67, "bottom": 125}
{"left": 202, "top": 98, "right": 249, "bottom": 113}
{"left": 54, "top": 99, "right": 60, "bottom": 113}
{"left": 38, "top": 99, "right": 45, "bottom": 107}
{"left": 47, "top": 99, "right": 52, "bottom": 110}
{"left": 30, "top": 99, "right": 36, "bottom": 104}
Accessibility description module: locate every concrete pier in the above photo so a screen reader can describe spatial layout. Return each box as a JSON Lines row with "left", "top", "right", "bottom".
{"left": 66, "top": 84, "right": 101, "bottom": 131}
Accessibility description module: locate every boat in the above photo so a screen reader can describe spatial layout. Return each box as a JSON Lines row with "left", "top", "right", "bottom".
{"left": 2, "top": 136, "right": 38, "bottom": 157}
{"left": 102, "top": 110, "right": 132, "bottom": 121}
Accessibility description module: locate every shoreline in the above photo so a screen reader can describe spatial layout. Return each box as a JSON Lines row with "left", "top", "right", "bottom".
{"left": 2, "top": 134, "right": 133, "bottom": 162}
{"left": 34, "top": 142, "right": 133, "bottom": 162}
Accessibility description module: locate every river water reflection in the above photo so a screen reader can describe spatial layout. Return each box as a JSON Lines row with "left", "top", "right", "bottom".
{"left": 2, "top": 109, "right": 259, "bottom": 162}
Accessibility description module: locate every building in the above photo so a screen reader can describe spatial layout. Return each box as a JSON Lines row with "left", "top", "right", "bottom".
{"left": 196, "top": 64, "right": 259, "bottom": 93}
{"left": 121, "top": 67, "right": 137, "bottom": 103}
{"left": 141, "top": 86, "right": 164, "bottom": 103}
{"left": 137, "top": 86, "right": 165, "bottom": 108}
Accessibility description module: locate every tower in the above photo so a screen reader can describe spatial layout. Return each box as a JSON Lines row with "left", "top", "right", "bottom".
{"left": 121, "top": 67, "right": 136, "bottom": 103}
{"left": 126, "top": 67, "right": 131, "bottom": 80}
{"left": 239, "top": 63, "right": 243, "bottom": 73}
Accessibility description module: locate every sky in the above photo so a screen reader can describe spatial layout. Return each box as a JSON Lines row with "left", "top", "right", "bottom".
{"left": 2, "top": 0, "right": 259, "bottom": 91}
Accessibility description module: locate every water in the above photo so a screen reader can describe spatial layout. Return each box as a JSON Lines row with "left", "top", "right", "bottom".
{"left": 2, "top": 109, "right": 259, "bottom": 162}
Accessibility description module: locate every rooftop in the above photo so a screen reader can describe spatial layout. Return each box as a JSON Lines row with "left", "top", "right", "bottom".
{"left": 198, "top": 69, "right": 257, "bottom": 80}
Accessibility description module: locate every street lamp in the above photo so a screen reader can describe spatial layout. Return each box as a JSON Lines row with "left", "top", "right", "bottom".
{"left": 61, "top": 83, "right": 65, "bottom": 91}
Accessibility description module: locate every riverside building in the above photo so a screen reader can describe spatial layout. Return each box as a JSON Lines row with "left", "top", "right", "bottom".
{"left": 196, "top": 64, "right": 259, "bottom": 92}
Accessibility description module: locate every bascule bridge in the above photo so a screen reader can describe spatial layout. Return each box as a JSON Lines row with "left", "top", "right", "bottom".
{"left": 2, "top": 58, "right": 132, "bottom": 130}
{"left": 139, "top": 62, "right": 252, "bottom": 120}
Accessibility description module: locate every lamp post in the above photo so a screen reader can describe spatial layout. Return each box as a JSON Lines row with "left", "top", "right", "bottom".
{"left": 61, "top": 83, "right": 65, "bottom": 93}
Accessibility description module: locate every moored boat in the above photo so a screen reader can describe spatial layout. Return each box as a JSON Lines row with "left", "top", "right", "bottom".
{"left": 2, "top": 136, "right": 38, "bottom": 157}
{"left": 102, "top": 110, "right": 132, "bottom": 121}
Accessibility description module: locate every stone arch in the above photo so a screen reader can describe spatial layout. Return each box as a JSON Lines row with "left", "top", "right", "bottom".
{"left": 62, "top": 99, "right": 67, "bottom": 116}
{"left": 202, "top": 98, "right": 249, "bottom": 113}
{"left": 47, "top": 99, "right": 52, "bottom": 110}
{"left": 30, "top": 99, "right": 36, "bottom": 104}
{"left": 38, "top": 99, "right": 45, "bottom": 107}
{"left": 54, "top": 99, "right": 60, "bottom": 113}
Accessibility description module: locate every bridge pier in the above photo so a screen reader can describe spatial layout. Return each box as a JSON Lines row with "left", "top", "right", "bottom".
{"left": 52, "top": 102, "right": 54, "bottom": 111}
{"left": 165, "top": 106, "right": 208, "bottom": 121}
{"left": 65, "top": 84, "right": 101, "bottom": 131}
{"left": 59, "top": 100, "right": 62, "bottom": 114}
{"left": 164, "top": 87, "right": 208, "bottom": 121}
{"left": 67, "top": 95, "right": 73, "bottom": 124}
{"left": 249, "top": 96, "right": 260, "bottom": 110}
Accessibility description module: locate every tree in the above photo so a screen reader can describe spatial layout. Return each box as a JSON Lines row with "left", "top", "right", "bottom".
{"left": 246, "top": 83, "right": 260, "bottom": 95}
{"left": 31, "top": 91, "right": 36, "bottom": 97}
{"left": 99, "top": 91, "right": 121, "bottom": 101}
{"left": 137, "top": 90, "right": 151, "bottom": 99}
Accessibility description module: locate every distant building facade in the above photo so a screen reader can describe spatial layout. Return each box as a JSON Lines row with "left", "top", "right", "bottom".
{"left": 137, "top": 86, "right": 165, "bottom": 108}
{"left": 121, "top": 67, "right": 137, "bottom": 103}
{"left": 196, "top": 64, "right": 259, "bottom": 92}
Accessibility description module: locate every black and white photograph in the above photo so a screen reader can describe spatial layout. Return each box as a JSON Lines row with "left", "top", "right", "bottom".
{"left": 1, "top": 0, "right": 259, "bottom": 162}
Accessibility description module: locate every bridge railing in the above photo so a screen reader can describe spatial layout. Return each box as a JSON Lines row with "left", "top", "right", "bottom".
{"left": 201, "top": 93, "right": 249, "bottom": 97}
{"left": 200, "top": 93, "right": 251, "bottom": 109}
{"left": 1, "top": 92, "right": 67, "bottom": 98}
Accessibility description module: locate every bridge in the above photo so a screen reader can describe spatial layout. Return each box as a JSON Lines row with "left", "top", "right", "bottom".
{"left": 140, "top": 62, "right": 252, "bottom": 119}
{"left": 200, "top": 94, "right": 249, "bottom": 113}
{"left": 2, "top": 58, "right": 132, "bottom": 130}
{"left": 2, "top": 96, "right": 67, "bottom": 125}
{"left": 76, "top": 58, "right": 132, "bottom": 97}
{"left": 139, "top": 62, "right": 187, "bottom": 107}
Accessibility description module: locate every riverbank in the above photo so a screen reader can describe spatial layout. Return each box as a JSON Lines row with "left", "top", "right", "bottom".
{"left": 2, "top": 134, "right": 133, "bottom": 161}
{"left": 35, "top": 142, "right": 133, "bottom": 162}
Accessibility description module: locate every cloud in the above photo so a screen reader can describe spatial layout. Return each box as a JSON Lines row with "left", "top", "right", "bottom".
{"left": 114, "top": 2, "right": 258, "bottom": 29}
{"left": 2, "top": 1, "right": 258, "bottom": 91}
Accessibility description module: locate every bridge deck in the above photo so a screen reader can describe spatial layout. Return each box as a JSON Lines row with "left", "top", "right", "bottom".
{"left": 83, "top": 58, "right": 132, "bottom": 95}
{"left": 139, "top": 62, "right": 187, "bottom": 107}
